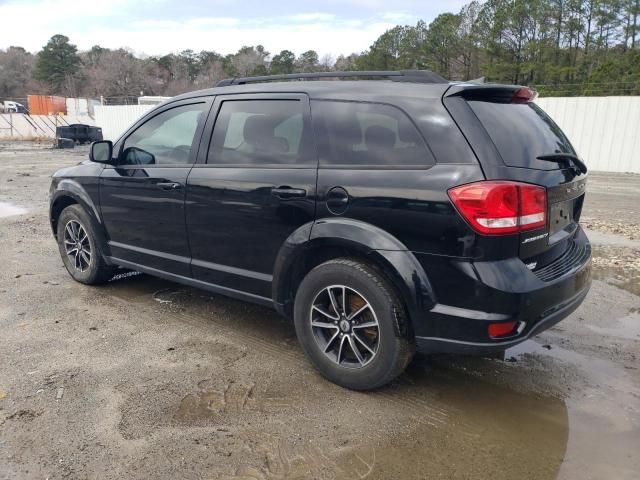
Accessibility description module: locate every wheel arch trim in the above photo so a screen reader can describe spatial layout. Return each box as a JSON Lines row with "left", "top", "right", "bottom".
{"left": 49, "top": 181, "right": 110, "bottom": 255}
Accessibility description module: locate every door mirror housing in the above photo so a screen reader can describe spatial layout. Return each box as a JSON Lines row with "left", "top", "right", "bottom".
{"left": 89, "top": 140, "right": 113, "bottom": 163}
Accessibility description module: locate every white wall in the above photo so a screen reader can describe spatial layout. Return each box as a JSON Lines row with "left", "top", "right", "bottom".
{"left": 0, "top": 113, "right": 95, "bottom": 139}
{"left": 536, "top": 96, "right": 640, "bottom": 173}
{"left": 94, "top": 105, "right": 154, "bottom": 141}
{"left": 65, "top": 97, "right": 100, "bottom": 124}
{"left": 89, "top": 97, "right": 640, "bottom": 173}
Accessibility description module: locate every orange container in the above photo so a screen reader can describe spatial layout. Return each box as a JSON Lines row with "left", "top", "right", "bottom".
{"left": 27, "top": 95, "right": 67, "bottom": 115}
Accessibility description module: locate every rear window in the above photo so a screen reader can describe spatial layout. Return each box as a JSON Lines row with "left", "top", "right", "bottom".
{"left": 468, "top": 101, "right": 575, "bottom": 169}
{"left": 311, "top": 100, "right": 434, "bottom": 168}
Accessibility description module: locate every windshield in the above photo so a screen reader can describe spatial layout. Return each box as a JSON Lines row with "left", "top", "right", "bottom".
{"left": 468, "top": 101, "right": 576, "bottom": 170}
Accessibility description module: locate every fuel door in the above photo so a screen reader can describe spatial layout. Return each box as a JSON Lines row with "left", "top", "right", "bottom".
{"left": 326, "top": 186, "right": 349, "bottom": 215}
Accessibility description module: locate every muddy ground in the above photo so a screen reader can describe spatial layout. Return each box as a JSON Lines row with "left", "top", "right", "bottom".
{"left": 0, "top": 143, "right": 638, "bottom": 480}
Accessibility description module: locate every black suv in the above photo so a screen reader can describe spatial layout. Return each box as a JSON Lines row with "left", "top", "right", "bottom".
{"left": 49, "top": 71, "right": 592, "bottom": 390}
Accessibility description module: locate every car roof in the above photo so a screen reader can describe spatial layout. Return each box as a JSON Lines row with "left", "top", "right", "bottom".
{"left": 169, "top": 80, "right": 452, "bottom": 104}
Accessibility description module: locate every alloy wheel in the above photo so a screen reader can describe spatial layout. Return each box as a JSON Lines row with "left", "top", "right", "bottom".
{"left": 63, "top": 220, "right": 92, "bottom": 272}
{"left": 310, "top": 285, "right": 380, "bottom": 368}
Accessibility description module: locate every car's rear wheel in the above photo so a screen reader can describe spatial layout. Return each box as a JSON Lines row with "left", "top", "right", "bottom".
{"left": 294, "top": 258, "right": 414, "bottom": 390}
{"left": 56, "top": 204, "right": 115, "bottom": 284}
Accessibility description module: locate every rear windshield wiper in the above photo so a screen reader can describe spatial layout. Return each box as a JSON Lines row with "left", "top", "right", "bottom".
{"left": 536, "top": 153, "right": 587, "bottom": 174}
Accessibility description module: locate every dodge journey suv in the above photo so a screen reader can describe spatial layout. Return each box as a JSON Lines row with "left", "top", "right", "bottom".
{"left": 49, "top": 71, "right": 592, "bottom": 390}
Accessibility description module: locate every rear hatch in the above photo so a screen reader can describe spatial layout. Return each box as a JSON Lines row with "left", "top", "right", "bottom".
{"left": 443, "top": 84, "right": 587, "bottom": 269}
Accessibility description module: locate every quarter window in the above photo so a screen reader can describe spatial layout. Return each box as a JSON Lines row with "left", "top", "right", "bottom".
{"left": 311, "top": 100, "right": 434, "bottom": 167}
{"left": 208, "top": 100, "right": 311, "bottom": 166}
{"left": 121, "top": 103, "right": 207, "bottom": 166}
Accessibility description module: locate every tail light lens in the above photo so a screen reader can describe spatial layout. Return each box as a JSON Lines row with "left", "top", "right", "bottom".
{"left": 512, "top": 87, "right": 538, "bottom": 103}
{"left": 448, "top": 181, "right": 546, "bottom": 234}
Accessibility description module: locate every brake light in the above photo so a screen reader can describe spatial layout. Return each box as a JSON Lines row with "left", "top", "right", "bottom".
{"left": 448, "top": 181, "right": 546, "bottom": 234}
{"left": 512, "top": 87, "right": 537, "bottom": 103}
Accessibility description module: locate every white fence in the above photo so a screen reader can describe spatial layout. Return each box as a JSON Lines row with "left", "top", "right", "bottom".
{"left": 91, "top": 96, "right": 640, "bottom": 174}
{"left": 94, "top": 105, "right": 153, "bottom": 142}
{"left": 536, "top": 96, "right": 640, "bottom": 173}
{"left": 0, "top": 113, "right": 95, "bottom": 140}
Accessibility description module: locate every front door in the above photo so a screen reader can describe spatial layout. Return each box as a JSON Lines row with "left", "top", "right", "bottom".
{"left": 100, "top": 98, "right": 211, "bottom": 276}
{"left": 186, "top": 94, "right": 317, "bottom": 299}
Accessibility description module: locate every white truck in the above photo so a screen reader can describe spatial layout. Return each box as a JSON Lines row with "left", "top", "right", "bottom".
{"left": 2, "top": 101, "right": 27, "bottom": 113}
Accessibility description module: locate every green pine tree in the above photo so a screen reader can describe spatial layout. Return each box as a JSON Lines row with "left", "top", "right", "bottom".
{"left": 34, "top": 34, "right": 81, "bottom": 94}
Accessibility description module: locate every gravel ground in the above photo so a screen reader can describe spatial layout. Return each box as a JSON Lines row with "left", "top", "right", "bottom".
{"left": 0, "top": 144, "right": 639, "bottom": 480}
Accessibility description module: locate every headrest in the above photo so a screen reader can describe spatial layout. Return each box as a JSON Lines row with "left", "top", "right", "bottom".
{"left": 243, "top": 115, "right": 274, "bottom": 145}
{"left": 364, "top": 125, "right": 396, "bottom": 150}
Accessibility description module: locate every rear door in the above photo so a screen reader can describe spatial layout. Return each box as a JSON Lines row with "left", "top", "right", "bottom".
{"left": 185, "top": 94, "right": 317, "bottom": 299}
{"left": 311, "top": 99, "right": 461, "bottom": 254}
{"left": 444, "top": 86, "right": 587, "bottom": 266}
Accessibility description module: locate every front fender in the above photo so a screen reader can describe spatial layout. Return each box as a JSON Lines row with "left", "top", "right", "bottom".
{"left": 272, "top": 218, "right": 436, "bottom": 332}
{"left": 49, "top": 179, "right": 110, "bottom": 255}
{"left": 51, "top": 179, "right": 102, "bottom": 225}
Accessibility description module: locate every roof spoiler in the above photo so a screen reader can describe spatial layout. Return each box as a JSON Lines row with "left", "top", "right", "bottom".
{"left": 444, "top": 84, "right": 538, "bottom": 103}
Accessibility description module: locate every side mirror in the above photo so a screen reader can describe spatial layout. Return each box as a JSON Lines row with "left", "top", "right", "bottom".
{"left": 89, "top": 140, "right": 113, "bottom": 163}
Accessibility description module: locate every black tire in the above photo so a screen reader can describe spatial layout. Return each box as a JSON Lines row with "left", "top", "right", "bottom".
{"left": 294, "top": 258, "right": 414, "bottom": 390}
{"left": 56, "top": 204, "right": 115, "bottom": 284}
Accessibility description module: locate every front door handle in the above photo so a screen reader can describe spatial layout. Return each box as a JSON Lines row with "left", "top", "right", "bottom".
{"left": 157, "top": 182, "right": 183, "bottom": 190}
{"left": 271, "top": 187, "right": 307, "bottom": 199}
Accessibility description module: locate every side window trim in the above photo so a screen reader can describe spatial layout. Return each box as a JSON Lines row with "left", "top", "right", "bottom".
{"left": 196, "top": 93, "right": 317, "bottom": 169}
{"left": 115, "top": 97, "right": 213, "bottom": 168}
{"left": 311, "top": 98, "right": 435, "bottom": 170}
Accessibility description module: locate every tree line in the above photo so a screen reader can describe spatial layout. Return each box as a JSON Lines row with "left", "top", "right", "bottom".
{"left": 1, "top": 0, "right": 638, "bottom": 102}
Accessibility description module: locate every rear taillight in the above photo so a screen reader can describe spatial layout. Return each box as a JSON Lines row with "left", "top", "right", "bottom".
{"left": 448, "top": 181, "right": 546, "bottom": 234}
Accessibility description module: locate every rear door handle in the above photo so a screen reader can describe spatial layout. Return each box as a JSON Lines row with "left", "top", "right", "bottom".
{"left": 157, "top": 182, "right": 183, "bottom": 190}
{"left": 271, "top": 187, "right": 307, "bottom": 199}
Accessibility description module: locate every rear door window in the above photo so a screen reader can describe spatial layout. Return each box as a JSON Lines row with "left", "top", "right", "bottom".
{"left": 468, "top": 101, "right": 576, "bottom": 170}
{"left": 208, "top": 99, "right": 313, "bottom": 166}
{"left": 311, "top": 100, "right": 434, "bottom": 168}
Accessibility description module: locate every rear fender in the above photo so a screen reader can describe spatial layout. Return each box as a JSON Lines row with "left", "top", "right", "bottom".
{"left": 272, "top": 218, "right": 436, "bottom": 335}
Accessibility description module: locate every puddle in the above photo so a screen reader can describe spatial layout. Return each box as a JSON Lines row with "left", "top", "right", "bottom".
{"left": 214, "top": 365, "right": 570, "bottom": 480}
{"left": 105, "top": 274, "right": 639, "bottom": 479}
{"left": 506, "top": 340, "right": 624, "bottom": 380}
{"left": 506, "top": 339, "right": 640, "bottom": 398}
{"left": 0, "top": 202, "right": 27, "bottom": 218}
{"left": 506, "top": 340, "right": 640, "bottom": 480}
{"left": 120, "top": 339, "right": 570, "bottom": 479}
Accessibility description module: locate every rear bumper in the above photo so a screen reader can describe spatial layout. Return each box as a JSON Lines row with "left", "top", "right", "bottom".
{"left": 413, "top": 228, "right": 592, "bottom": 354}
{"left": 415, "top": 286, "right": 588, "bottom": 354}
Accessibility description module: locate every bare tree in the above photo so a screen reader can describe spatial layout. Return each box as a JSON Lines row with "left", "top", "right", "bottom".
{"left": 81, "top": 48, "right": 147, "bottom": 98}
{"left": 0, "top": 46, "right": 37, "bottom": 99}
{"left": 319, "top": 54, "right": 335, "bottom": 71}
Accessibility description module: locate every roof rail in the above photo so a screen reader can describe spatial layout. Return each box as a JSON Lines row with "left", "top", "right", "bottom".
{"left": 215, "top": 70, "right": 447, "bottom": 87}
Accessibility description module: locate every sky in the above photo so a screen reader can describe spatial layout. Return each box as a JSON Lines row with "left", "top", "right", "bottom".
{"left": 0, "top": 0, "right": 469, "bottom": 58}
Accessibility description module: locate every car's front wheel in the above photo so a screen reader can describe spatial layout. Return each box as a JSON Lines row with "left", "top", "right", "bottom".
{"left": 294, "top": 258, "right": 414, "bottom": 390}
{"left": 56, "top": 204, "right": 115, "bottom": 284}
